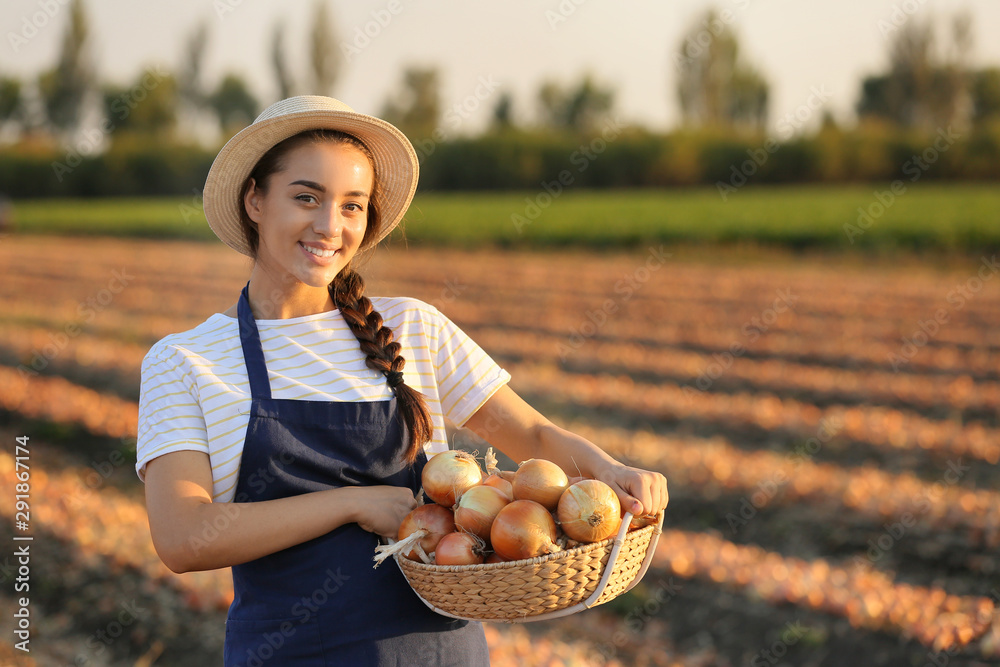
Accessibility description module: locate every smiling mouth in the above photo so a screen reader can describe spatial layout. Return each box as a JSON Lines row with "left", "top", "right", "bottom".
{"left": 300, "top": 243, "right": 339, "bottom": 258}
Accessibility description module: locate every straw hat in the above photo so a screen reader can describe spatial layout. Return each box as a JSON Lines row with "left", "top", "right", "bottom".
{"left": 203, "top": 95, "right": 419, "bottom": 257}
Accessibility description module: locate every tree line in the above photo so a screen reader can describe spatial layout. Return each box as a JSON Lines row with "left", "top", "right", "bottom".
{"left": 1, "top": 2, "right": 999, "bottom": 197}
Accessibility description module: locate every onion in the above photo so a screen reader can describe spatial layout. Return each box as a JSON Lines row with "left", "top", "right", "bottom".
{"left": 490, "top": 500, "right": 560, "bottom": 561}
{"left": 455, "top": 484, "right": 509, "bottom": 540}
{"left": 484, "top": 552, "right": 507, "bottom": 564}
{"left": 422, "top": 450, "right": 483, "bottom": 507}
{"left": 434, "top": 532, "right": 486, "bottom": 565}
{"left": 557, "top": 479, "right": 622, "bottom": 543}
{"left": 512, "top": 459, "right": 569, "bottom": 511}
{"left": 397, "top": 504, "right": 455, "bottom": 560}
{"left": 482, "top": 473, "right": 514, "bottom": 501}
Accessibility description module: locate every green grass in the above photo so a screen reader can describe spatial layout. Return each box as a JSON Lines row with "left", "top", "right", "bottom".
{"left": 8, "top": 184, "right": 1000, "bottom": 252}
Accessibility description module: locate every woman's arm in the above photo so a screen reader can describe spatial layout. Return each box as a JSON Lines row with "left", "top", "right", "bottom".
{"left": 144, "top": 450, "right": 417, "bottom": 574}
{"left": 462, "top": 385, "right": 668, "bottom": 517}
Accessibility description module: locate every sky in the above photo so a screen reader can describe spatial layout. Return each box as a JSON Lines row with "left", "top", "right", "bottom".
{"left": 5, "top": 0, "right": 1000, "bottom": 140}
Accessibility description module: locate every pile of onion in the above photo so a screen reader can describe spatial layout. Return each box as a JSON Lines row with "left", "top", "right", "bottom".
{"left": 373, "top": 448, "right": 656, "bottom": 569}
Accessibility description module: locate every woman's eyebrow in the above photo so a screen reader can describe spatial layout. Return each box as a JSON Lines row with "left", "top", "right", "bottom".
{"left": 288, "top": 179, "right": 325, "bottom": 192}
{"left": 287, "top": 180, "right": 369, "bottom": 199}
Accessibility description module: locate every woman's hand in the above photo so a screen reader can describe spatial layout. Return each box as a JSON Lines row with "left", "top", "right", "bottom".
{"left": 348, "top": 485, "right": 419, "bottom": 539}
{"left": 596, "top": 464, "right": 669, "bottom": 519}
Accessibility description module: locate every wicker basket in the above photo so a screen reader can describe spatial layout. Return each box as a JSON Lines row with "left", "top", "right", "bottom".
{"left": 391, "top": 511, "right": 663, "bottom": 623}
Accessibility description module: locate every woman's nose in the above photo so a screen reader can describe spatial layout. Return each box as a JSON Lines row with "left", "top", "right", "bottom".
{"left": 314, "top": 205, "right": 344, "bottom": 238}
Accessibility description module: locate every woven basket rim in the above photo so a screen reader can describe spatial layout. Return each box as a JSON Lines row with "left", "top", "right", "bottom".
{"left": 391, "top": 511, "right": 664, "bottom": 623}
{"left": 396, "top": 520, "right": 659, "bottom": 573}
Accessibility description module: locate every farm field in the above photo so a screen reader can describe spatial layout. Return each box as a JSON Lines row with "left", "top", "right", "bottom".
{"left": 0, "top": 235, "right": 999, "bottom": 666}
{"left": 8, "top": 184, "right": 1000, "bottom": 251}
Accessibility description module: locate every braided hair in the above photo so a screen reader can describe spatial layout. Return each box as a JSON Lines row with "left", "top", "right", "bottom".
{"left": 237, "top": 128, "right": 432, "bottom": 464}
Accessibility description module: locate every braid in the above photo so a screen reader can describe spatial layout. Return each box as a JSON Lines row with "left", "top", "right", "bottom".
{"left": 330, "top": 268, "right": 432, "bottom": 464}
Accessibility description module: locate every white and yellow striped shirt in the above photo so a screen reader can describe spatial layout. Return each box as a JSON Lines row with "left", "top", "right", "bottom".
{"left": 136, "top": 296, "right": 511, "bottom": 503}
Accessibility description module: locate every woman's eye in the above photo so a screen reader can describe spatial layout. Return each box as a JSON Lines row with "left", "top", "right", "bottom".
{"left": 345, "top": 203, "right": 364, "bottom": 212}
{"left": 296, "top": 194, "right": 318, "bottom": 204}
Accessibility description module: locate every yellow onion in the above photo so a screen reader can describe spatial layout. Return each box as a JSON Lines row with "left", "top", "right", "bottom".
{"left": 557, "top": 479, "right": 622, "bottom": 543}
{"left": 422, "top": 450, "right": 483, "bottom": 507}
{"left": 512, "top": 459, "right": 569, "bottom": 511}
{"left": 434, "top": 532, "right": 486, "bottom": 565}
{"left": 490, "top": 500, "right": 560, "bottom": 561}
{"left": 397, "top": 504, "right": 455, "bottom": 560}
{"left": 481, "top": 473, "right": 514, "bottom": 501}
{"left": 454, "top": 484, "right": 509, "bottom": 540}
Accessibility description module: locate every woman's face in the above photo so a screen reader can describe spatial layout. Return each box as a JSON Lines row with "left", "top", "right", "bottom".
{"left": 245, "top": 141, "right": 374, "bottom": 289}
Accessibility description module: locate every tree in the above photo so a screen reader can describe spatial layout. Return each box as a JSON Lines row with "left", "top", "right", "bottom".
{"left": 536, "top": 74, "right": 614, "bottom": 133}
{"left": 208, "top": 74, "right": 259, "bottom": 135}
{"left": 674, "top": 9, "right": 769, "bottom": 131}
{"left": 178, "top": 21, "right": 210, "bottom": 109}
{"left": 38, "top": 0, "right": 95, "bottom": 136}
{"left": 381, "top": 67, "right": 440, "bottom": 139}
{"left": 490, "top": 91, "right": 514, "bottom": 131}
{"left": 856, "top": 11, "right": 974, "bottom": 129}
{"left": 102, "top": 72, "right": 178, "bottom": 139}
{"left": 971, "top": 68, "right": 1000, "bottom": 123}
{"left": 272, "top": 20, "right": 295, "bottom": 99}
{"left": 0, "top": 77, "right": 23, "bottom": 129}
{"left": 309, "top": 1, "right": 340, "bottom": 96}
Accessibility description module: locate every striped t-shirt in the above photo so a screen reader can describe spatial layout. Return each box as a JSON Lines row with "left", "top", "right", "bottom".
{"left": 135, "top": 296, "right": 511, "bottom": 503}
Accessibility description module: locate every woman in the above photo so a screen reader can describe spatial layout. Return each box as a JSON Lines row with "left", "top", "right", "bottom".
{"left": 137, "top": 95, "right": 668, "bottom": 666}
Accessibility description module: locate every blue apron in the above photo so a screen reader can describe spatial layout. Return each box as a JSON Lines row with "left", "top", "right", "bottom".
{"left": 224, "top": 282, "right": 490, "bottom": 666}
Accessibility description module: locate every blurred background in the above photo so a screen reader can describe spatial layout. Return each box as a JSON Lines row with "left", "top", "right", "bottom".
{"left": 1, "top": 1, "right": 999, "bottom": 665}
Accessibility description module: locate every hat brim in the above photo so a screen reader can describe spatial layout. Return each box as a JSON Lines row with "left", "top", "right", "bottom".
{"left": 204, "top": 103, "right": 419, "bottom": 257}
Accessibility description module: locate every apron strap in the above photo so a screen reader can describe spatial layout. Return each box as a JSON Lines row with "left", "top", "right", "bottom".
{"left": 237, "top": 281, "right": 272, "bottom": 400}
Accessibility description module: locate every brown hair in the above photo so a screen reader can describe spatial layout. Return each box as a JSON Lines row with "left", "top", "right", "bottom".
{"left": 237, "top": 129, "right": 432, "bottom": 464}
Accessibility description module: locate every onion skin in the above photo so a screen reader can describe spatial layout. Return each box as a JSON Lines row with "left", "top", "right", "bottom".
{"left": 490, "top": 499, "right": 560, "bottom": 561}
{"left": 628, "top": 514, "right": 658, "bottom": 531}
{"left": 455, "top": 484, "right": 510, "bottom": 540}
{"left": 484, "top": 552, "right": 507, "bottom": 564}
{"left": 434, "top": 532, "right": 486, "bottom": 565}
{"left": 482, "top": 474, "right": 514, "bottom": 501}
{"left": 557, "top": 479, "right": 622, "bottom": 543}
{"left": 397, "top": 504, "right": 455, "bottom": 560}
{"left": 422, "top": 450, "right": 483, "bottom": 507}
{"left": 512, "top": 459, "right": 569, "bottom": 511}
